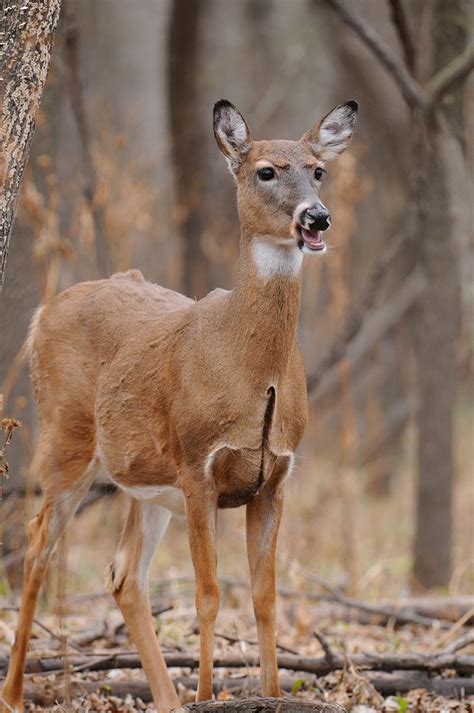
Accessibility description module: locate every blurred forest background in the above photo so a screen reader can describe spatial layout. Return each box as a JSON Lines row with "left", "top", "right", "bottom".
{"left": 1, "top": 0, "right": 473, "bottom": 622}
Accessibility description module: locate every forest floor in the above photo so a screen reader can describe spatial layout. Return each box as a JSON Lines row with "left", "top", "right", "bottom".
{"left": 1, "top": 582, "right": 473, "bottom": 713}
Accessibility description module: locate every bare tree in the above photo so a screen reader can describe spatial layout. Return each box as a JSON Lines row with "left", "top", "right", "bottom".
{"left": 167, "top": 0, "right": 208, "bottom": 299}
{"left": 324, "top": 0, "right": 473, "bottom": 588}
{"left": 0, "top": 0, "right": 61, "bottom": 289}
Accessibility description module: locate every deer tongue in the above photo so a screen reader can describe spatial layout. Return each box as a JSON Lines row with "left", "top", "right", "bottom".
{"left": 301, "top": 227, "right": 325, "bottom": 251}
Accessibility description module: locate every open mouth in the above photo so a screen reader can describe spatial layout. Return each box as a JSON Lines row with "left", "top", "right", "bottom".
{"left": 297, "top": 226, "right": 326, "bottom": 253}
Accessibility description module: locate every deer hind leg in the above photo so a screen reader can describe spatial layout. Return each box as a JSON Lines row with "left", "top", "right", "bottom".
{"left": 105, "top": 499, "right": 179, "bottom": 713}
{"left": 246, "top": 469, "right": 286, "bottom": 698}
{"left": 1, "top": 457, "right": 98, "bottom": 713}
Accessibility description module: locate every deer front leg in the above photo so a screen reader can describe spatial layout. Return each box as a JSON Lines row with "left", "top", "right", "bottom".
{"left": 184, "top": 482, "right": 219, "bottom": 702}
{"left": 246, "top": 479, "right": 284, "bottom": 697}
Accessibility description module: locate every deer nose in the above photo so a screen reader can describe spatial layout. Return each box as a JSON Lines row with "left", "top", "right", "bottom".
{"left": 304, "top": 206, "right": 331, "bottom": 231}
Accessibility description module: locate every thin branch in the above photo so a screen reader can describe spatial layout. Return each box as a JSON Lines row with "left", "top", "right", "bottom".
{"left": 313, "top": 629, "right": 336, "bottom": 664}
{"left": 306, "top": 232, "right": 411, "bottom": 394}
{"left": 442, "top": 632, "right": 474, "bottom": 655}
{"left": 0, "top": 606, "right": 83, "bottom": 653}
{"left": 214, "top": 630, "right": 299, "bottom": 657}
{"left": 425, "top": 40, "right": 474, "bottom": 107}
{"left": 387, "top": 0, "right": 415, "bottom": 70}
{"left": 325, "top": 0, "right": 424, "bottom": 109}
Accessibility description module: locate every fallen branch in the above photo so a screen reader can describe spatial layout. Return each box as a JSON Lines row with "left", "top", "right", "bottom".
{"left": 6, "top": 650, "right": 473, "bottom": 677}
{"left": 21, "top": 671, "right": 474, "bottom": 706}
{"left": 313, "top": 629, "right": 336, "bottom": 665}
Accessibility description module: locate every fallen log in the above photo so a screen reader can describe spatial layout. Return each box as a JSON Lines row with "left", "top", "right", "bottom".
{"left": 6, "top": 651, "right": 473, "bottom": 677}
{"left": 366, "top": 671, "right": 474, "bottom": 697}
{"left": 22, "top": 671, "right": 474, "bottom": 706}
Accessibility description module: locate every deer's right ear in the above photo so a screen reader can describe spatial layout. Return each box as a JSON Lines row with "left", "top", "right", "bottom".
{"left": 213, "top": 100, "right": 252, "bottom": 173}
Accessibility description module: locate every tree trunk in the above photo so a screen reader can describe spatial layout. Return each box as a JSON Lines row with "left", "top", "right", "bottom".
{"left": 412, "top": 114, "right": 460, "bottom": 589}
{"left": 411, "top": 0, "right": 466, "bottom": 589}
{"left": 0, "top": 0, "right": 61, "bottom": 288}
{"left": 167, "top": 0, "right": 208, "bottom": 299}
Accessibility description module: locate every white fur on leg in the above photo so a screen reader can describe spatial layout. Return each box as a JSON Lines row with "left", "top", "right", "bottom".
{"left": 105, "top": 502, "right": 171, "bottom": 593}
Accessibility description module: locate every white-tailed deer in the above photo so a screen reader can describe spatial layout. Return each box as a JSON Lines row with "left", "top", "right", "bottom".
{"left": 1, "top": 99, "right": 358, "bottom": 713}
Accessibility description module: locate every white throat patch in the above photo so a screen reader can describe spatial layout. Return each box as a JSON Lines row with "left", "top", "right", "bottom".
{"left": 252, "top": 240, "right": 303, "bottom": 279}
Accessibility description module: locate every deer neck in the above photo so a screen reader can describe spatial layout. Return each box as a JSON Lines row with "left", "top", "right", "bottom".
{"left": 226, "top": 232, "right": 303, "bottom": 381}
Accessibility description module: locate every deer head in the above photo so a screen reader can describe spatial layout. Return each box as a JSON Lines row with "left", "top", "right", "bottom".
{"left": 213, "top": 99, "right": 358, "bottom": 256}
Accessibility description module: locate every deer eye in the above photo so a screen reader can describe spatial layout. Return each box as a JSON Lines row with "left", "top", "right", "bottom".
{"left": 257, "top": 167, "right": 275, "bottom": 181}
{"left": 314, "top": 167, "right": 325, "bottom": 181}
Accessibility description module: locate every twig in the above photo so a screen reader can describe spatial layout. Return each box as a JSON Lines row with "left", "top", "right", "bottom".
{"left": 313, "top": 629, "right": 336, "bottom": 664}
{"left": 214, "top": 631, "right": 298, "bottom": 657}
{"left": 325, "top": 0, "right": 424, "bottom": 109}
{"left": 425, "top": 40, "right": 474, "bottom": 107}
{"left": 0, "top": 696, "right": 15, "bottom": 712}
{"left": 0, "top": 606, "right": 83, "bottom": 653}
{"left": 113, "top": 604, "right": 173, "bottom": 636}
{"left": 442, "top": 632, "right": 474, "bottom": 655}
{"left": 435, "top": 606, "right": 474, "bottom": 648}
{"left": 387, "top": 0, "right": 415, "bottom": 71}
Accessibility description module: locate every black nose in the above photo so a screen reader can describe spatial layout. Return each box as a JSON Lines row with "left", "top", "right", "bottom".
{"left": 305, "top": 206, "right": 331, "bottom": 231}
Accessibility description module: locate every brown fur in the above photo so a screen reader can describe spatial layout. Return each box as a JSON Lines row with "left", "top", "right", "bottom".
{"left": 1, "top": 100, "right": 357, "bottom": 713}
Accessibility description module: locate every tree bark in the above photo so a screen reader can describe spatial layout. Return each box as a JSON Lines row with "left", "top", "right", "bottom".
{"left": 0, "top": 0, "right": 61, "bottom": 288}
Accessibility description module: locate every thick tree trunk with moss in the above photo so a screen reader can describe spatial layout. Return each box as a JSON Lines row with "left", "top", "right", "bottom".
{"left": 0, "top": 0, "right": 61, "bottom": 288}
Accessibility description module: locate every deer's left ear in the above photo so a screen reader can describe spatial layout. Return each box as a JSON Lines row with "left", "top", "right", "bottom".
{"left": 302, "top": 101, "right": 358, "bottom": 162}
